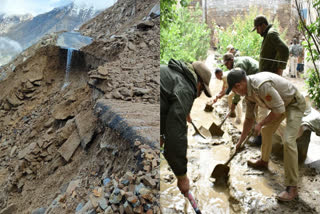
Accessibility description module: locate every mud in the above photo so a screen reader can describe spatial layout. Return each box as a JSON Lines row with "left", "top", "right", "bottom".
{"left": 160, "top": 51, "right": 320, "bottom": 213}
{"left": 0, "top": 0, "right": 160, "bottom": 213}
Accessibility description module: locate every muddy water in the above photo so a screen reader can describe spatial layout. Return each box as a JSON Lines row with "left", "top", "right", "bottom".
{"left": 160, "top": 96, "right": 232, "bottom": 213}
{"left": 161, "top": 51, "right": 320, "bottom": 213}
{"left": 160, "top": 75, "right": 238, "bottom": 213}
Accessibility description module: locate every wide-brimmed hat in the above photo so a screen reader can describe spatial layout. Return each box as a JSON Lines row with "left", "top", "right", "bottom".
{"left": 252, "top": 15, "right": 268, "bottom": 32}
{"left": 192, "top": 61, "right": 212, "bottom": 97}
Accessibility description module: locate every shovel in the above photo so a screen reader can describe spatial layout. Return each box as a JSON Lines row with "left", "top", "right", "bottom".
{"left": 190, "top": 121, "right": 206, "bottom": 139}
{"left": 208, "top": 110, "right": 231, "bottom": 137}
{"left": 210, "top": 130, "right": 254, "bottom": 181}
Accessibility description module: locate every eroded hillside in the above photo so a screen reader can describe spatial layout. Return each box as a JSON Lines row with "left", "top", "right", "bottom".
{"left": 0, "top": 0, "right": 160, "bottom": 213}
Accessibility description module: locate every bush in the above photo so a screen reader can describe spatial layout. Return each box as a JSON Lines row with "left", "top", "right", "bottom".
{"left": 160, "top": 2, "right": 211, "bottom": 64}
{"left": 215, "top": 8, "right": 287, "bottom": 61}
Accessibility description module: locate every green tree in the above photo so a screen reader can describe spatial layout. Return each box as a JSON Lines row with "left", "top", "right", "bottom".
{"left": 295, "top": 0, "right": 320, "bottom": 108}
{"left": 215, "top": 8, "right": 287, "bottom": 61}
{"left": 160, "top": 1, "right": 211, "bottom": 64}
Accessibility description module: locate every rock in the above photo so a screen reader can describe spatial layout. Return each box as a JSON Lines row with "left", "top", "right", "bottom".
{"left": 31, "top": 207, "right": 46, "bottom": 214}
{"left": 140, "top": 42, "right": 148, "bottom": 49}
{"left": 119, "top": 87, "right": 132, "bottom": 98}
{"left": 57, "top": 118, "right": 76, "bottom": 141}
{"left": 98, "top": 198, "right": 108, "bottom": 210}
{"left": 112, "top": 90, "right": 123, "bottom": 99}
{"left": 128, "top": 42, "right": 136, "bottom": 51}
{"left": 6, "top": 93, "right": 23, "bottom": 107}
{"left": 66, "top": 179, "right": 81, "bottom": 195}
{"left": 142, "top": 175, "right": 156, "bottom": 188}
{"left": 58, "top": 130, "right": 81, "bottom": 162}
{"left": 89, "top": 74, "right": 108, "bottom": 80}
{"left": 127, "top": 195, "right": 139, "bottom": 205}
{"left": 26, "top": 70, "right": 43, "bottom": 83}
{"left": 109, "top": 188, "right": 123, "bottom": 204}
{"left": 93, "top": 188, "right": 103, "bottom": 197}
{"left": 139, "top": 188, "right": 152, "bottom": 202}
{"left": 52, "top": 101, "right": 76, "bottom": 120}
{"left": 133, "top": 205, "right": 143, "bottom": 214}
{"left": 89, "top": 194, "right": 100, "bottom": 209}
{"left": 123, "top": 201, "right": 134, "bottom": 214}
{"left": 103, "top": 178, "right": 111, "bottom": 186}
{"left": 75, "top": 110, "right": 97, "bottom": 148}
{"left": 44, "top": 118, "right": 55, "bottom": 128}
{"left": 10, "top": 146, "right": 17, "bottom": 157}
{"left": 137, "top": 20, "right": 154, "bottom": 30}
{"left": 104, "top": 206, "right": 113, "bottom": 214}
{"left": 0, "top": 204, "right": 17, "bottom": 214}
{"left": 76, "top": 200, "right": 93, "bottom": 214}
{"left": 18, "top": 142, "right": 37, "bottom": 159}
{"left": 146, "top": 209, "right": 153, "bottom": 214}
{"left": 76, "top": 203, "right": 83, "bottom": 212}
{"left": 97, "top": 66, "right": 108, "bottom": 76}
{"left": 133, "top": 88, "right": 151, "bottom": 96}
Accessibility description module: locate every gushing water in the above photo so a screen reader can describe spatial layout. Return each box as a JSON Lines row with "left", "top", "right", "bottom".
{"left": 62, "top": 48, "right": 74, "bottom": 89}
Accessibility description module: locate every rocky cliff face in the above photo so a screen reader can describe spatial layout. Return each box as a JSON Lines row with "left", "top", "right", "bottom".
{"left": 1, "top": 3, "right": 100, "bottom": 50}
{"left": 0, "top": 13, "right": 33, "bottom": 34}
{"left": 0, "top": 0, "right": 160, "bottom": 213}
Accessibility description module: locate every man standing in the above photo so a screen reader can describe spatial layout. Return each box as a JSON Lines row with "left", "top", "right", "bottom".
{"left": 297, "top": 39, "right": 305, "bottom": 76}
{"left": 289, "top": 38, "right": 302, "bottom": 78}
{"left": 226, "top": 69, "right": 306, "bottom": 201}
{"left": 252, "top": 15, "right": 289, "bottom": 76}
{"left": 160, "top": 59, "right": 212, "bottom": 196}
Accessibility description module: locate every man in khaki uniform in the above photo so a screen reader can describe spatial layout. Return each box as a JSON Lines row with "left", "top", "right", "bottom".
{"left": 226, "top": 69, "right": 306, "bottom": 201}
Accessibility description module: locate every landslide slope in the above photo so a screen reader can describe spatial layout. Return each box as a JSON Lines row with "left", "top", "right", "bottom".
{"left": 0, "top": 0, "right": 160, "bottom": 213}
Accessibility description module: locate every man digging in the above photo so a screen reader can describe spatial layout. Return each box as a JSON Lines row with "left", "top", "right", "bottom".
{"left": 226, "top": 69, "right": 306, "bottom": 201}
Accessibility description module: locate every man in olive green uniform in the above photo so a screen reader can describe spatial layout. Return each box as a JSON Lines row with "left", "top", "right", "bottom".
{"left": 252, "top": 15, "right": 289, "bottom": 76}
{"left": 226, "top": 69, "right": 306, "bottom": 201}
{"left": 160, "top": 59, "right": 212, "bottom": 196}
{"left": 208, "top": 53, "right": 259, "bottom": 123}
{"left": 223, "top": 53, "right": 259, "bottom": 75}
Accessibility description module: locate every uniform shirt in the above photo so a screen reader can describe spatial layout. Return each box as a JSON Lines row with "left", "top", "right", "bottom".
{"left": 259, "top": 25, "right": 289, "bottom": 73}
{"left": 245, "top": 72, "right": 297, "bottom": 119}
{"left": 234, "top": 56, "right": 259, "bottom": 75}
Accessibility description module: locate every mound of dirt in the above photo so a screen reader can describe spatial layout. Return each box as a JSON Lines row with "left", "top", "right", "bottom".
{"left": 0, "top": 0, "right": 160, "bottom": 213}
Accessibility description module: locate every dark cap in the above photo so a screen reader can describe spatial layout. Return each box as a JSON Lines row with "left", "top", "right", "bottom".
{"left": 252, "top": 15, "right": 268, "bottom": 32}
{"left": 223, "top": 53, "right": 234, "bottom": 64}
{"left": 226, "top": 68, "right": 246, "bottom": 94}
{"left": 192, "top": 61, "right": 212, "bottom": 97}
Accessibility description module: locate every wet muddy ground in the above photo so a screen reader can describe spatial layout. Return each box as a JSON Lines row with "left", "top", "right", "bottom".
{"left": 160, "top": 51, "right": 320, "bottom": 213}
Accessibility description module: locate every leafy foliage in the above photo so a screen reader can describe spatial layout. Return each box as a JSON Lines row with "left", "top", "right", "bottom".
{"left": 295, "top": 0, "right": 320, "bottom": 108}
{"left": 215, "top": 8, "right": 287, "bottom": 61}
{"left": 160, "top": 1, "right": 211, "bottom": 64}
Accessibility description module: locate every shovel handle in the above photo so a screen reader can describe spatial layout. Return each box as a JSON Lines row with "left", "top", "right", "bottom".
{"left": 187, "top": 191, "right": 202, "bottom": 214}
{"left": 218, "top": 110, "right": 231, "bottom": 128}
{"left": 224, "top": 130, "right": 254, "bottom": 165}
{"left": 190, "top": 121, "right": 206, "bottom": 139}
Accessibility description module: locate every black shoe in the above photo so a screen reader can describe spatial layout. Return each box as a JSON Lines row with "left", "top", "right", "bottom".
{"left": 252, "top": 135, "right": 262, "bottom": 146}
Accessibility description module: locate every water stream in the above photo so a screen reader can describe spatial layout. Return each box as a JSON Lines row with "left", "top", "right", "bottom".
{"left": 62, "top": 48, "right": 74, "bottom": 89}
